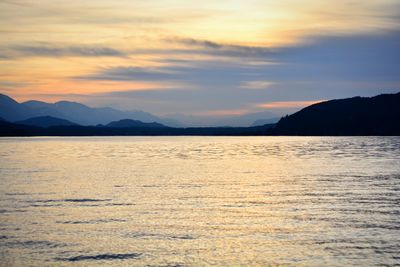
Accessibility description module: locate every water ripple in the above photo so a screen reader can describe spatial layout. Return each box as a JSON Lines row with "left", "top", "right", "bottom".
{"left": 1, "top": 136, "right": 399, "bottom": 266}
{"left": 56, "top": 253, "right": 142, "bottom": 262}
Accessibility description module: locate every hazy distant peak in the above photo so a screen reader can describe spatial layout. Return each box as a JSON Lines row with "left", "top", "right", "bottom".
{"left": 22, "top": 100, "right": 53, "bottom": 108}
{"left": 0, "top": 93, "right": 19, "bottom": 105}
{"left": 54, "top": 101, "right": 89, "bottom": 108}
{"left": 96, "top": 106, "right": 118, "bottom": 112}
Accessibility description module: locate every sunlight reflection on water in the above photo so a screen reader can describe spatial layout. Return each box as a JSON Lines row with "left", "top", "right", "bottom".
{"left": 0, "top": 136, "right": 399, "bottom": 266}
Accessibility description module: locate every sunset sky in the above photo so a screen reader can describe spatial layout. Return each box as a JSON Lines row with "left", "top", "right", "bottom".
{"left": 1, "top": 0, "right": 399, "bottom": 116}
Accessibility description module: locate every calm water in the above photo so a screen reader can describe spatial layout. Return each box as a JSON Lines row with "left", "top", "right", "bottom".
{"left": 0, "top": 136, "right": 399, "bottom": 266}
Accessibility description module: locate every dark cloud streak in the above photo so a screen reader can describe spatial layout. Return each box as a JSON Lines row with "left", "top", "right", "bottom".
{"left": 77, "top": 66, "right": 180, "bottom": 81}
{"left": 1, "top": 43, "right": 127, "bottom": 59}
{"left": 168, "top": 37, "right": 276, "bottom": 56}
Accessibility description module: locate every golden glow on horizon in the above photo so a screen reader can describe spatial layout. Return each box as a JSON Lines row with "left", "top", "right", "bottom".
{"left": 197, "top": 100, "right": 326, "bottom": 116}
{"left": 257, "top": 100, "right": 325, "bottom": 109}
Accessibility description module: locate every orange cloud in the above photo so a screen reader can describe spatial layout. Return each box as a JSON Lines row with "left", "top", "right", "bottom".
{"left": 240, "top": 80, "right": 275, "bottom": 89}
{"left": 7, "top": 79, "right": 176, "bottom": 103}
{"left": 257, "top": 100, "right": 325, "bottom": 109}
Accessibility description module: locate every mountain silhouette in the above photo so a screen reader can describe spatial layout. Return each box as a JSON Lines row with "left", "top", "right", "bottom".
{"left": 0, "top": 119, "right": 273, "bottom": 136}
{"left": 0, "top": 120, "right": 40, "bottom": 136}
{"left": 2, "top": 92, "right": 399, "bottom": 135}
{"left": 0, "top": 93, "right": 279, "bottom": 127}
{"left": 271, "top": 92, "right": 400, "bottom": 135}
{"left": 16, "top": 116, "right": 79, "bottom": 128}
{"left": 105, "top": 119, "right": 167, "bottom": 128}
{"left": 0, "top": 93, "right": 32, "bottom": 121}
{"left": 0, "top": 93, "right": 181, "bottom": 127}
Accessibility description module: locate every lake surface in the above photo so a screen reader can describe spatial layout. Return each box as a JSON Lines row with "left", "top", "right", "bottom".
{"left": 0, "top": 136, "right": 399, "bottom": 266}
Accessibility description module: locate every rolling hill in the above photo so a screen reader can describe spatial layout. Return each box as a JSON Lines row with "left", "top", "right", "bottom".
{"left": 16, "top": 116, "right": 78, "bottom": 128}
{"left": 271, "top": 92, "right": 400, "bottom": 135}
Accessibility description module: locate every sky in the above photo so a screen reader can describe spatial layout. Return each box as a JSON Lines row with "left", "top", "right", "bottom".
{"left": 1, "top": 0, "right": 399, "bottom": 117}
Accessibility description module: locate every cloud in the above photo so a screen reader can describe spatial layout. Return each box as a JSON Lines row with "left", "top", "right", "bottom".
{"left": 6, "top": 30, "right": 396, "bottom": 116}
{"left": 0, "top": 80, "right": 28, "bottom": 88}
{"left": 78, "top": 66, "right": 179, "bottom": 81}
{"left": 79, "top": 30, "right": 400, "bottom": 85}
{"left": 0, "top": 1, "right": 173, "bottom": 26}
{"left": 1, "top": 43, "right": 127, "bottom": 59}
{"left": 240, "top": 81, "right": 275, "bottom": 90}
{"left": 72, "top": 30, "right": 400, "bottom": 115}
{"left": 75, "top": 60, "right": 259, "bottom": 91}
{"left": 257, "top": 100, "right": 325, "bottom": 109}
{"left": 168, "top": 37, "right": 276, "bottom": 57}
{"left": 176, "top": 38, "right": 223, "bottom": 49}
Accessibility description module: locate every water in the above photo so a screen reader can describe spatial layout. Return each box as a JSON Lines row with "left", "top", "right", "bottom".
{"left": 0, "top": 136, "right": 399, "bottom": 266}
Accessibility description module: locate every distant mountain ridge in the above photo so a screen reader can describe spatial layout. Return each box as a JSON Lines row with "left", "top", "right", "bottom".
{"left": 167, "top": 111, "right": 278, "bottom": 127}
{"left": 1, "top": 92, "right": 399, "bottom": 136}
{"left": 2, "top": 92, "right": 399, "bottom": 133}
{"left": 0, "top": 93, "right": 278, "bottom": 127}
{"left": 105, "top": 119, "right": 167, "bottom": 128}
{"left": 13, "top": 116, "right": 168, "bottom": 129}
{"left": 271, "top": 92, "right": 400, "bottom": 135}
{"left": 16, "top": 116, "right": 78, "bottom": 128}
{"left": 251, "top": 117, "right": 279, "bottom": 127}
{"left": 0, "top": 119, "right": 272, "bottom": 136}
{"left": 0, "top": 93, "right": 181, "bottom": 127}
